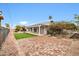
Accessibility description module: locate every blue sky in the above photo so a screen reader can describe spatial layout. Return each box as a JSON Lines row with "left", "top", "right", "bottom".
{"left": 0, "top": 3, "right": 79, "bottom": 28}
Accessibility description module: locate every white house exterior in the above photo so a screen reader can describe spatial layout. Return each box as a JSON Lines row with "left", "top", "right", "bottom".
{"left": 26, "top": 21, "right": 52, "bottom": 36}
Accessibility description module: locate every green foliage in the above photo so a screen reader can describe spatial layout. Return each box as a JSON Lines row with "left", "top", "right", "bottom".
{"left": 15, "top": 25, "right": 22, "bottom": 32}
{"left": 21, "top": 26, "right": 26, "bottom": 33}
{"left": 47, "top": 23, "right": 63, "bottom": 36}
{"left": 74, "top": 14, "right": 79, "bottom": 31}
{"left": 74, "top": 14, "right": 79, "bottom": 20}
{"left": 48, "top": 16, "right": 53, "bottom": 24}
{"left": 47, "top": 21, "right": 77, "bottom": 36}
{"left": 48, "top": 16, "right": 52, "bottom": 20}
{"left": 5, "top": 23, "right": 10, "bottom": 28}
{"left": 56, "top": 22, "right": 77, "bottom": 30}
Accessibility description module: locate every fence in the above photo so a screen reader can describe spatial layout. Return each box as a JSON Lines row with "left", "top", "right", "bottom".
{"left": 0, "top": 27, "right": 10, "bottom": 48}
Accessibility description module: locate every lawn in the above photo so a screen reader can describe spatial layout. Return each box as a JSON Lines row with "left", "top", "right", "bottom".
{"left": 14, "top": 32, "right": 36, "bottom": 40}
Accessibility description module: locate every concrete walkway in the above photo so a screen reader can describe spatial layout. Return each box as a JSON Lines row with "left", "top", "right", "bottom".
{"left": 0, "top": 29, "right": 24, "bottom": 56}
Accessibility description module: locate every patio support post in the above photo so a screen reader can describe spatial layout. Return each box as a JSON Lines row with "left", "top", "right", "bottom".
{"left": 38, "top": 25, "right": 41, "bottom": 35}
{"left": 44, "top": 27, "right": 46, "bottom": 35}
{"left": 32, "top": 27, "right": 34, "bottom": 33}
{"left": 27, "top": 28, "right": 28, "bottom": 32}
{"left": 30, "top": 28, "right": 32, "bottom": 32}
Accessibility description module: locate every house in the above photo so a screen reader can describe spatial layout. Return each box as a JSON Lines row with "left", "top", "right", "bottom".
{"left": 26, "top": 21, "right": 53, "bottom": 36}
{"left": 26, "top": 20, "right": 77, "bottom": 36}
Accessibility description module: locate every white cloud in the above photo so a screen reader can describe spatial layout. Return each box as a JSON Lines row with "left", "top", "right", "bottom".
{"left": 19, "top": 21, "right": 27, "bottom": 25}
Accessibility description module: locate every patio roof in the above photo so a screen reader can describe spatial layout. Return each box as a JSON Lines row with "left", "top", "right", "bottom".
{"left": 27, "top": 21, "right": 50, "bottom": 28}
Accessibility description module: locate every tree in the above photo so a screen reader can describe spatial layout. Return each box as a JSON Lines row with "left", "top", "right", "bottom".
{"left": 56, "top": 22, "right": 77, "bottom": 30}
{"left": 15, "top": 25, "right": 22, "bottom": 32}
{"left": 21, "top": 26, "right": 26, "bottom": 33}
{"left": 5, "top": 23, "right": 10, "bottom": 28}
{"left": 48, "top": 16, "right": 55, "bottom": 36}
{"left": 49, "top": 16, "right": 52, "bottom": 20}
{"left": 48, "top": 16, "right": 53, "bottom": 23}
{"left": 47, "top": 21, "right": 77, "bottom": 36}
{"left": 47, "top": 23, "right": 63, "bottom": 36}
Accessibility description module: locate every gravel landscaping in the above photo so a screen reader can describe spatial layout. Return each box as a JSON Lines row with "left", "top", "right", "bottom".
{"left": 17, "top": 36, "right": 79, "bottom": 56}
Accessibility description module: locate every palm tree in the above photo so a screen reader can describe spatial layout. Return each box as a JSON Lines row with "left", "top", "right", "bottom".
{"left": 48, "top": 16, "right": 54, "bottom": 36}
{"left": 48, "top": 16, "right": 53, "bottom": 25}
{"left": 5, "top": 23, "right": 10, "bottom": 28}
{"left": 0, "top": 11, "right": 4, "bottom": 27}
{"left": 49, "top": 16, "right": 52, "bottom": 19}
{"left": 48, "top": 16, "right": 52, "bottom": 21}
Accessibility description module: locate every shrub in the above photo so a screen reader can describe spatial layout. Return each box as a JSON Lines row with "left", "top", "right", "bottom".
{"left": 47, "top": 24, "right": 63, "bottom": 36}
{"left": 21, "top": 26, "right": 26, "bottom": 33}
{"left": 15, "top": 25, "right": 22, "bottom": 32}
{"left": 47, "top": 22, "right": 77, "bottom": 36}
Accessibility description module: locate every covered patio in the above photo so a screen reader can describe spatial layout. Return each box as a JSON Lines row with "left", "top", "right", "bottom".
{"left": 27, "top": 24, "right": 49, "bottom": 36}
